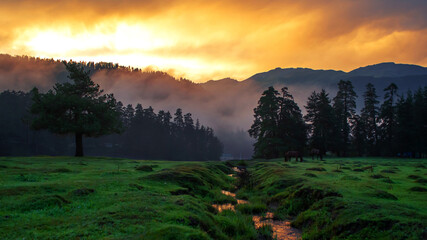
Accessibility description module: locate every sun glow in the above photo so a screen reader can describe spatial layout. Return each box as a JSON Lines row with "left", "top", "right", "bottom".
{"left": 1, "top": 0, "right": 426, "bottom": 82}
{"left": 22, "top": 23, "right": 174, "bottom": 56}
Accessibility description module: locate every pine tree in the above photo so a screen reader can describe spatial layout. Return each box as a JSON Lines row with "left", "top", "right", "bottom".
{"left": 350, "top": 114, "right": 366, "bottom": 156}
{"left": 333, "top": 80, "right": 357, "bottom": 156}
{"left": 396, "top": 91, "right": 415, "bottom": 157}
{"left": 361, "top": 83, "right": 379, "bottom": 156}
{"left": 277, "top": 87, "right": 307, "bottom": 154}
{"left": 30, "top": 62, "right": 123, "bottom": 157}
{"left": 248, "top": 86, "right": 281, "bottom": 158}
{"left": 304, "top": 89, "right": 336, "bottom": 155}
{"left": 413, "top": 88, "right": 426, "bottom": 157}
{"left": 378, "top": 83, "right": 398, "bottom": 156}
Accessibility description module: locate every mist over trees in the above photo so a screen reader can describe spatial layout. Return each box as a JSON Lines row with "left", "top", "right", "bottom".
{"left": 250, "top": 83, "right": 427, "bottom": 159}
{"left": 1, "top": 54, "right": 426, "bottom": 159}
{"left": 0, "top": 90, "right": 223, "bottom": 160}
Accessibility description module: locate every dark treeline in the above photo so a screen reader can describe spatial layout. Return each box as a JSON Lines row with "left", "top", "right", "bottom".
{"left": 1, "top": 53, "right": 170, "bottom": 74}
{"left": 0, "top": 90, "right": 222, "bottom": 160}
{"left": 250, "top": 81, "right": 427, "bottom": 158}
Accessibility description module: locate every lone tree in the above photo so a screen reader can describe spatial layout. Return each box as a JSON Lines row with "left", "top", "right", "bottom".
{"left": 30, "top": 62, "right": 123, "bottom": 157}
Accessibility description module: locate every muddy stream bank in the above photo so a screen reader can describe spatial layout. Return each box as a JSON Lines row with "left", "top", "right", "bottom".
{"left": 212, "top": 167, "right": 302, "bottom": 240}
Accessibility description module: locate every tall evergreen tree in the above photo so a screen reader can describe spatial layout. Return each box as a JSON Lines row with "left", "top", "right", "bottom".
{"left": 378, "top": 83, "right": 398, "bottom": 156}
{"left": 361, "top": 83, "right": 379, "bottom": 156}
{"left": 396, "top": 91, "right": 415, "bottom": 157}
{"left": 413, "top": 87, "right": 427, "bottom": 157}
{"left": 248, "top": 86, "right": 281, "bottom": 158}
{"left": 333, "top": 80, "right": 357, "bottom": 156}
{"left": 174, "top": 108, "right": 184, "bottom": 128}
{"left": 277, "top": 87, "right": 307, "bottom": 154}
{"left": 350, "top": 114, "right": 366, "bottom": 156}
{"left": 30, "top": 62, "right": 123, "bottom": 157}
{"left": 304, "top": 89, "right": 336, "bottom": 155}
{"left": 123, "top": 104, "right": 135, "bottom": 128}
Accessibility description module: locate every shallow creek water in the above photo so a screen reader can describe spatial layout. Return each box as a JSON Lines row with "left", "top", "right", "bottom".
{"left": 253, "top": 212, "right": 302, "bottom": 240}
{"left": 212, "top": 169, "right": 302, "bottom": 240}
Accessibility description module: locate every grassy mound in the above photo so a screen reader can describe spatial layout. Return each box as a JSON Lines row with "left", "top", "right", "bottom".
{"left": 369, "top": 190, "right": 398, "bottom": 200}
{"left": 408, "top": 175, "right": 421, "bottom": 179}
{"left": 409, "top": 187, "right": 427, "bottom": 192}
{"left": 306, "top": 167, "right": 326, "bottom": 171}
{"left": 19, "top": 194, "right": 70, "bottom": 211}
{"left": 303, "top": 173, "right": 317, "bottom": 177}
{"left": 415, "top": 178, "right": 427, "bottom": 184}
{"left": 135, "top": 165, "right": 154, "bottom": 172}
{"left": 71, "top": 188, "right": 95, "bottom": 196}
{"left": 370, "top": 174, "right": 386, "bottom": 179}
{"left": 341, "top": 175, "right": 361, "bottom": 181}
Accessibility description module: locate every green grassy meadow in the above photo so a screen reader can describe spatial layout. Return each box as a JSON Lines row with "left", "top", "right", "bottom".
{"left": 0, "top": 156, "right": 426, "bottom": 239}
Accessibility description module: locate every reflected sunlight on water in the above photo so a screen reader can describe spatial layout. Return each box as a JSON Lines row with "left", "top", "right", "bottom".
{"left": 214, "top": 166, "right": 302, "bottom": 239}
{"left": 212, "top": 203, "right": 235, "bottom": 212}
{"left": 253, "top": 212, "right": 302, "bottom": 240}
{"left": 212, "top": 190, "right": 248, "bottom": 212}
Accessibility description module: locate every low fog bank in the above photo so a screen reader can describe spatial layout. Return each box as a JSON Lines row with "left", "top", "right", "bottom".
{"left": 0, "top": 56, "right": 261, "bottom": 158}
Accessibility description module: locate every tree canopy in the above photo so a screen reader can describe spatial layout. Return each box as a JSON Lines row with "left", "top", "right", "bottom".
{"left": 333, "top": 80, "right": 357, "bottom": 156}
{"left": 31, "top": 62, "right": 123, "bottom": 156}
{"left": 249, "top": 86, "right": 306, "bottom": 159}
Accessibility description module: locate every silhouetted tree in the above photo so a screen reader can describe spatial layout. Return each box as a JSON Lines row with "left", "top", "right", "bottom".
{"left": 378, "top": 83, "right": 398, "bottom": 156}
{"left": 30, "top": 62, "right": 123, "bottom": 156}
{"left": 351, "top": 114, "right": 365, "bottom": 156}
{"left": 412, "top": 87, "right": 427, "bottom": 157}
{"left": 333, "top": 80, "right": 357, "bottom": 156}
{"left": 249, "top": 86, "right": 281, "bottom": 158}
{"left": 395, "top": 91, "right": 415, "bottom": 157}
{"left": 277, "top": 87, "right": 307, "bottom": 154}
{"left": 361, "top": 83, "right": 379, "bottom": 156}
{"left": 304, "top": 89, "right": 336, "bottom": 155}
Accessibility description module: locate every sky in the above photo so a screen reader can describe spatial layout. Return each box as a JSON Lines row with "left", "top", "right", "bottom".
{"left": 1, "top": 0, "right": 426, "bottom": 82}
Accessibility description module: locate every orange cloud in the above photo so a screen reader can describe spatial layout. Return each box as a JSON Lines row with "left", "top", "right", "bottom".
{"left": 0, "top": 0, "right": 426, "bottom": 82}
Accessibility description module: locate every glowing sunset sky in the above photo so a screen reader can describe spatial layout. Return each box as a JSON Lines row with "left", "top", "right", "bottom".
{"left": 1, "top": 0, "right": 426, "bottom": 82}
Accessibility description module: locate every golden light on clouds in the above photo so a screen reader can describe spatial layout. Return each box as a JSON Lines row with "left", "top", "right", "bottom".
{"left": 1, "top": 0, "right": 426, "bottom": 82}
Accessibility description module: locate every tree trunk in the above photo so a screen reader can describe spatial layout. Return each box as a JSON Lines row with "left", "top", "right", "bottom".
{"left": 75, "top": 132, "right": 83, "bottom": 157}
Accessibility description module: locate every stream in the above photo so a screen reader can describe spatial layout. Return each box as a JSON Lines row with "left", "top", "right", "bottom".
{"left": 212, "top": 167, "right": 302, "bottom": 240}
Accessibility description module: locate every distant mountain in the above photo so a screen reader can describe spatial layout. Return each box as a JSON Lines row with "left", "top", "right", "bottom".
{"left": 348, "top": 62, "right": 427, "bottom": 78}
{"left": 245, "top": 67, "right": 346, "bottom": 88}
{"left": 236, "top": 63, "right": 427, "bottom": 105}
{"left": 243, "top": 62, "right": 427, "bottom": 88}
